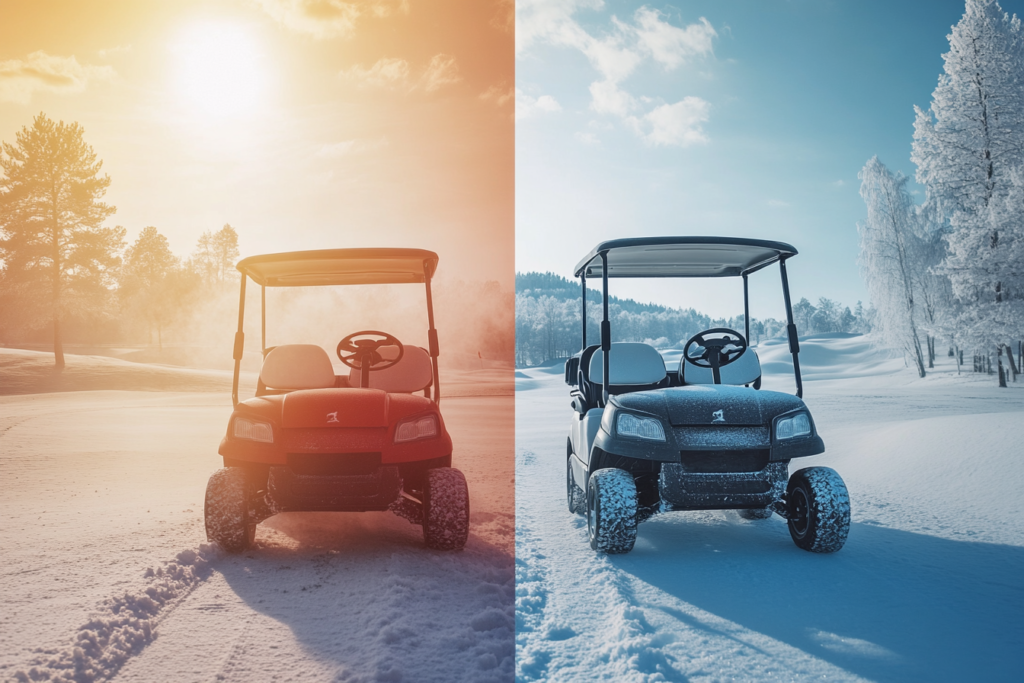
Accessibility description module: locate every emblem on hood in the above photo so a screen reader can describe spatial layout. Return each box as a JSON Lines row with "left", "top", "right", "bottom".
{"left": 712, "top": 409, "right": 725, "bottom": 423}
{"left": 326, "top": 411, "right": 339, "bottom": 424}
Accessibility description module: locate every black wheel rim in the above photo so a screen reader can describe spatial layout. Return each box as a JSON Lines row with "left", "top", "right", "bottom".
{"left": 790, "top": 486, "right": 810, "bottom": 538}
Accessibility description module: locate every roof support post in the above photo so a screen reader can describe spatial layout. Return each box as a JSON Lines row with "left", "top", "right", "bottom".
{"left": 601, "top": 252, "right": 610, "bottom": 405}
{"left": 425, "top": 273, "right": 441, "bottom": 404}
{"left": 743, "top": 274, "right": 750, "bottom": 344}
{"left": 779, "top": 258, "right": 803, "bottom": 398}
{"left": 581, "top": 274, "right": 587, "bottom": 350}
{"left": 232, "top": 273, "right": 247, "bottom": 406}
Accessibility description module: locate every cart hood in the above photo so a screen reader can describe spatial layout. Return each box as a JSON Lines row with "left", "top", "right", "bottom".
{"left": 613, "top": 385, "right": 806, "bottom": 426}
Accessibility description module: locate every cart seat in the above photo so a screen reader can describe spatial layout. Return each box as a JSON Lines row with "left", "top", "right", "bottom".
{"left": 261, "top": 344, "right": 337, "bottom": 391}
{"left": 349, "top": 345, "right": 433, "bottom": 393}
{"left": 588, "top": 342, "right": 667, "bottom": 388}
{"left": 680, "top": 347, "right": 762, "bottom": 386}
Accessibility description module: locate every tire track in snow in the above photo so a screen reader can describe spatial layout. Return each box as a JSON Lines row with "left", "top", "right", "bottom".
{"left": 10, "top": 545, "right": 219, "bottom": 683}
{"left": 515, "top": 441, "right": 682, "bottom": 682}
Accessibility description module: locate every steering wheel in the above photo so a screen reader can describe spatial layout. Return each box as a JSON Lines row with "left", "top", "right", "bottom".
{"left": 336, "top": 331, "right": 405, "bottom": 388}
{"left": 683, "top": 328, "right": 748, "bottom": 383}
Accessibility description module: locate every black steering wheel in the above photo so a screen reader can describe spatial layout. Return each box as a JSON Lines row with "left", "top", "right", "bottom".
{"left": 336, "top": 331, "right": 404, "bottom": 388}
{"left": 683, "top": 328, "right": 748, "bottom": 384}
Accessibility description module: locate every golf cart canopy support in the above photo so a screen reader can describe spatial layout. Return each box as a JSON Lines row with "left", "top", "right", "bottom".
{"left": 230, "top": 248, "right": 442, "bottom": 406}
{"left": 575, "top": 236, "right": 804, "bottom": 399}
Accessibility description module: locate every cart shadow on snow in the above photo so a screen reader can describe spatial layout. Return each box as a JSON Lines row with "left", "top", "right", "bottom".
{"left": 208, "top": 511, "right": 514, "bottom": 681}
{"left": 613, "top": 516, "right": 1024, "bottom": 682}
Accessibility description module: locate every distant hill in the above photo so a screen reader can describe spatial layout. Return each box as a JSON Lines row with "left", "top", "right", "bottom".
{"left": 515, "top": 272, "right": 678, "bottom": 315}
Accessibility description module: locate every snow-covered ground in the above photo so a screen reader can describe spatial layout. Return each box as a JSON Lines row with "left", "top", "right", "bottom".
{"left": 0, "top": 349, "right": 513, "bottom": 683}
{"left": 515, "top": 334, "right": 1024, "bottom": 682}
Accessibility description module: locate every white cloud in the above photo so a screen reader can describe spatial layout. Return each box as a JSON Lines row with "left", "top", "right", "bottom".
{"left": 516, "top": 1, "right": 716, "bottom": 146}
{"left": 252, "top": 0, "right": 408, "bottom": 39}
{"left": 340, "top": 57, "right": 409, "bottom": 88}
{"left": 768, "top": 199, "right": 790, "bottom": 208}
{"left": 575, "top": 131, "right": 599, "bottom": 145}
{"left": 630, "top": 9, "right": 716, "bottom": 69}
{"left": 628, "top": 97, "right": 710, "bottom": 147}
{"left": 0, "top": 51, "right": 115, "bottom": 104}
{"left": 98, "top": 45, "right": 132, "bottom": 58}
{"left": 480, "top": 84, "right": 514, "bottom": 107}
{"left": 516, "top": 88, "right": 561, "bottom": 120}
{"left": 419, "top": 54, "right": 461, "bottom": 92}
{"left": 589, "top": 79, "right": 637, "bottom": 116}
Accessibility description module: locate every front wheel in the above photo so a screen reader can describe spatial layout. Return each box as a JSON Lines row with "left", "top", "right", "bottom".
{"left": 205, "top": 467, "right": 255, "bottom": 553}
{"left": 586, "top": 468, "right": 638, "bottom": 554}
{"left": 786, "top": 467, "right": 850, "bottom": 553}
{"left": 422, "top": 468, "right": 470, "bottom": 550}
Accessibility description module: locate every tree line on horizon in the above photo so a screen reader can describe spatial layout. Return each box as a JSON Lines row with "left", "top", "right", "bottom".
{"left": 858, "top": 0, "right": 1023, "bottom": 386}
{"left": 0, "top": 113, "right": 516, "bottom": 369}
{"left": 514, "top": 271, "right": 871, "bottom": 367}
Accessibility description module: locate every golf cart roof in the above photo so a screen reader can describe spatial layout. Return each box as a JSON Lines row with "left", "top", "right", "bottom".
{"left": 237, "top": 248, "right": 439, "bottom": 287}
{"left": 574, "top": 236, "right": 797, "bottom": 279}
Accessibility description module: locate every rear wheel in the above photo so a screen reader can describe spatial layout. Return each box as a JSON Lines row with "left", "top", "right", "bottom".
{"left": 786, "top": 467, "right": 850, "bottom": 553}
{"left": 586, "top": 468, "right": 638, "bottom": 554}
{"left": 567, "top": 456, "right": 585, "bottom": 515}
{"left": 423, "top": 468, "right": 470, "bottom": 550}
{"left": 205, "top": 467, "right": 255, "bottom": 553}
{"left": 739, "top": 507, "right": 773, "bottom": 520}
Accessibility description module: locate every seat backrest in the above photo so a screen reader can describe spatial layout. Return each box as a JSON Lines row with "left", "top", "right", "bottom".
{"left": 588, "top": 342, "right": 667, "bottom": 386}
{"left": 261, "top": 344, "right": 336, "bottom": 391}
{"left": 680, "top": 347, "right": 762, "bottom": 386}
{"left": 349, "top": 345, "right": 433, "bottom": 393}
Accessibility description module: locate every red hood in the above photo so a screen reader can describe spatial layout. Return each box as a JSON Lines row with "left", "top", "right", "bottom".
{"left": 282, "top": 388, "right": 388, "bottom": 428}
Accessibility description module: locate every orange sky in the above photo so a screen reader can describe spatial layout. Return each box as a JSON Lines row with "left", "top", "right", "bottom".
{"left": 0, "top": 0, "right": 514, "bottom": 286}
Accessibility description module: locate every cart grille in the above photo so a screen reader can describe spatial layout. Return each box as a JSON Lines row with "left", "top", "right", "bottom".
{"left": 287, "top": 452, "right": 382, "bottom": 476}
{"left": 678, "top": 448, "right": 770, "bottom": 473}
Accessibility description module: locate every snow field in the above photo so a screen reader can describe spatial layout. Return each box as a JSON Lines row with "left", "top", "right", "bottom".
{"left": 515, "top": 336, "right": 1024, "bottom": 682}
{"left": 1, "top": 374, "right": 514, "bottom": 682}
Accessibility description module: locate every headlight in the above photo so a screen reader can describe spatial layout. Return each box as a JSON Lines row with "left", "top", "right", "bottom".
{"left": 775, "top": 413, "right": 811, "bottom": 440}
{"left": 394, "top": 414, "right": 438, "bottom": 444}
{"left": 616, "top": 413, "right": 666, "bottom": 441}
{"left": 233, "top": 417, "right": 274, "bottom": 443}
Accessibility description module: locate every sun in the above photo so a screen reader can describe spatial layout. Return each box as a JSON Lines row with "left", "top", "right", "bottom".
{"left": 171, "top": 21, "right": 266, "bottom": 120}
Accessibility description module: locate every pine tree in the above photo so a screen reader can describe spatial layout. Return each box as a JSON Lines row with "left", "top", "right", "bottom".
{"left": 120, "top": 226, "right": 180, "bottom": 348}
{"left": 0, "top": 114, "right": 121, "bottom": 367}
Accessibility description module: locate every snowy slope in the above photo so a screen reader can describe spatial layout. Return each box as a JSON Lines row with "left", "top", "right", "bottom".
{"left": 0, "top": 356, "right": 514, "bottom": 683}
{"left": 515, "top": 335, "right": 1024, "bottom": 682}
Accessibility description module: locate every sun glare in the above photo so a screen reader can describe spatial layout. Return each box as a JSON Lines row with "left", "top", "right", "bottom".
{"left": 172, "top": 22, "right": 266, "bottom": 120}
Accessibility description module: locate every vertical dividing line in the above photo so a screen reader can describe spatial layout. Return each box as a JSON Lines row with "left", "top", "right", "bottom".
{"left": 779, "top": 258, "right": 803, "bottom": 399}
{"left": 261, "top": 285, "right": 266, "bottom": 353}
{"left": 232, "top": 274, "right": 247, "bottom": 406}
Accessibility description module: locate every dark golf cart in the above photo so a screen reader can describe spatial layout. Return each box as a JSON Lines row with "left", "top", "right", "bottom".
{"left": 564, "top": 237, "right": 850, "bottom": 554}
{"left": 205, "top": 248, "right": 469, "bottom": 553}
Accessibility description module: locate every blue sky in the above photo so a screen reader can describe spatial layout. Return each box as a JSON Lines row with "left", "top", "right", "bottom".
{"left": 515, "top": 0, "right": 1023, "bottom": 319}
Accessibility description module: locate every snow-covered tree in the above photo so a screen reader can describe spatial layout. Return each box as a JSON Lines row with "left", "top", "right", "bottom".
{"left": 858, "top": 157, "right": 928, "bottom": 377}
{"left": 912, "top": 0, "right": 1024, "bottom": 378}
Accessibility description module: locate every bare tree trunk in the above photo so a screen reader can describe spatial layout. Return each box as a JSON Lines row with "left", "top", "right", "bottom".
{"left": 997, "top": 346, "right": 1007, "bottom": 388}
{"left": 955, "top": 345, "right": 961, "bottom": 375}
{"left": 1003, "top": 343, "right": 1017, "bottom": 382}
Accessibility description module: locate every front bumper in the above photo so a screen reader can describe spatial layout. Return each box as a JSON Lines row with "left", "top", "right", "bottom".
{"left": 659, "top": 461, "right": 788, "bottom": 510}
